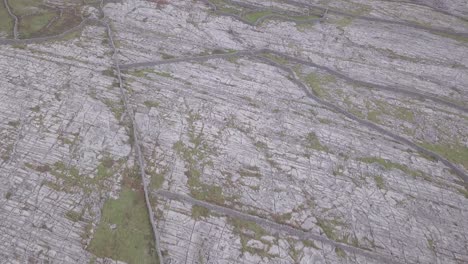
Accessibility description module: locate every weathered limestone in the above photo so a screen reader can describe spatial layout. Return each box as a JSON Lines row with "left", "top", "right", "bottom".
{"left": 0, "top": 0, "right": 467, "bottom": 263}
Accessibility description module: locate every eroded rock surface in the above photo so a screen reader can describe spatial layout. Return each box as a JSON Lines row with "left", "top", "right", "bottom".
{"left": 0, "top": 0, "right": 467, "bottom": 263}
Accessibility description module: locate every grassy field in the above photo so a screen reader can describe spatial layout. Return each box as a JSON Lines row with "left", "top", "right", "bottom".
{"left": 0, "top": 3, "right": 13, "bottom": 36}
{"left": 420, "top": 142, "right": 468, "bottom": 171}
{"left": 20, "top": 11, "right": 56, "bottom": 38}
{"left": 6, "top": 0, "right": 82, "bottom": 39}
{"left": 9, "top": 0, "right": 42, "bottom": 16}
{"left": 88, "top": 186, "right": 159, "bottom": 263}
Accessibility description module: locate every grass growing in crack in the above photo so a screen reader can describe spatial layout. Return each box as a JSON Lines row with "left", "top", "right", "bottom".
{"left": 172, "top": 112, "right": 226, "bottom": 205}
{"left": 374, "top": 175, "right": 385, "bottom": 190}
{"left": 148, "top": 169, "right": 165, "bottom": 190}
{"left": 433, "top": 31, "right": 468, "bottom": 43}
{"left": 419, "top": 142, "right": 468, "bottom": 171}
{"left": 335, "top": 17, "right": 354, "bottom": 28}
{"left": 7, "top": 120, "right": 20, "bottom": 127}
{"left": 335, "top": 247, "right": 347, "bottom": 258}
{"left": 427, "top": 238, "right": 436, "bottom": 254}
{"left": 65, "top": 210, "right": 83, "bottom": 222}
{"left": 30, "top": 105, "right": 41, "bottom": 112}
{"left": 35, "top": 156, "right": 118, "bottom": 194}
{"left": 191, "top": 205, "right": 210, "bottom": 220}
{"left": 305, "top": 132, "right": 329, "bottom": 152}
{"left": 103, "top": 99, "right": 125, "bottom": 121}
{"left": 160, "top": 52, "right": 175, "bottom": 59}
{"left": 229, "top": 218, "right": 273, "bottom": 257}
{"left": 302, "top": 239, "right": 320, "bottom": 250}
{"left": 211, "top": 0, "right": 244, "bottom": 15}
{"left": 360, "top": 157, "right": 424, "bottom": 179}
{"left": 395, "top": 107, "right": 414, "bottom": 122}
{"left": 238, "top": 165, "right": 262, "bottom": 178}
{"left": 129, "top": 69, "right": 148, "bottom": 78}
{"left": 243, "top": 10, "right": 274, "bottom": 23}
{"left": 144, "top": 100, "right": 160, "bottom": 108}
{"left": 316, "top": 217, "right": 361, "bottom": 249}
{"left": 365, "top": 100, "right": 415, "bottom": 124}
{"left": 262, "top": 53, "right": 289, "bottom": 65}
{"left": 316, "top": 218, "right": 341, "bottom": 241}
{"left": 155, "top": 71, "right": 172, "bottom": 78}
{"left": 457, "top": 187, "right": 468, "bottom": 199}
{"left": 305, "top": 73, "right": 336, "bottom": 98}
{"left": 367, "top": 110, "right": 381, "bottom": 123}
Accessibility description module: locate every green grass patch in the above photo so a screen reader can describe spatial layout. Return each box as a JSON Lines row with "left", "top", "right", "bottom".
{"left": 427, "top": 238, "right": 436, "bottom": 253}
{"left": 304, "top": 73, "right": 335, "bottom": 98}
{"left": 230, "top": 218, "right": 267, "bottom": 240}
{"left": 335, "top": 17, "right": 354, "bottom": 28}
{"left": 155, "top": 71, "right": 172, "bottom": 78}
{"left": 41, "top": 157, "right": 117, "bottom": 194}
{"left": 0, "top": 4, "right": 13, "bottom": 36}
{"left": 433, "top": 31, "right": 468, "bottom": 43}
{"left": 316, "top": 218, "right": 342, "bottom": 241}
{"left": 65, "top": 210, "right": 83, "bottom": 222}
{"left": 457, "top": 187, "right": 468, "bottom": 199}
{"left": 316, "top": 218, "right": 360, "bottom": 249}
{"left": 228, "top": 218, "right": 271, "bottom": 258}
{"left": 290, "top": 14, "right": 320, "bottom": 21}
{"left": 420, "top": 142, "right": 468, "bottom": 171}
{"left": 243, "top": 10, "right": 275, "bottom": 24}
{"left": 262, "top": 53, "right": 289, "bottom": 65}
{"left": 130, "top": 69, "right": 148, "bottom": 78}
{"left": 374, "top": 175, "right": 385, "bottom": 190}
{"left": 19, "top": 11, "right": 56, "bottom": 38}
{"left": 335, "top": 247, "right": 347, "bottom": 258}
{"left": 218, "top": 7, "right": 242, "bottom": 15}
{"left": 88, "top": 187, "right": 158, "bottom": 264}
{"left": 148, "top": 169, "right": 165, "bottom": 190}
{"left": 103, "top": 99, "right": 125, "bottom": 121}
{"left": 7, "top": 120, "right": 20, "bottom": 127}
{"left": 144, "top": 101, "right": 160, "bottom": 108}
{"left": 305, "top": 132, "right": 329, "bottom": 152}
{"left": 160, "top": 53, "right": 175, "bottom": 59}
{"left": 367, "top": 110, "right": 381, "bottom": 123}
{"left": 9, "top": 0, "right": 42, "bottom": 16}
{"left": 8, "top": 0, "right": 83, "bottom": 39}
{"left": 172, "top": 112, "right": 227, "bottom": 205}
{"left": 191, "top": 205, "right": 210, "bottom": 220}
{"left": 38, "top": 10, "right": 81, "bottom": 37}
{"left": 395, "top": 107, "right": 414, "bottom": 122}
{"left": 238, "top": 166, "right": 262, "bottom": 178}
{"left": 30, "top": 105, "right": 40, "bottom": 112}
{"left": 360, "top": 157, "right": 424, "bottom": 178}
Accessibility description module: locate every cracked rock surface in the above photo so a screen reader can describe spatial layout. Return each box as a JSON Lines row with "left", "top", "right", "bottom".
{"left": 0, "top": 0, "right": 467, "bottom": 263}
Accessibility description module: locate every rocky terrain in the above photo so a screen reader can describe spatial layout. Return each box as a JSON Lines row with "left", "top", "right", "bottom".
{"left": 0, "top": 0, "right": 467, "bottom": 263}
